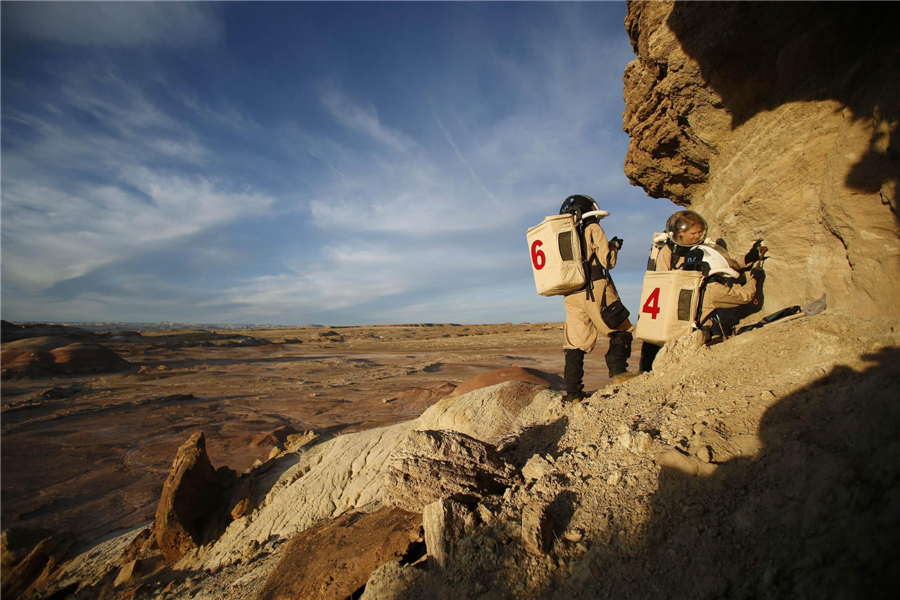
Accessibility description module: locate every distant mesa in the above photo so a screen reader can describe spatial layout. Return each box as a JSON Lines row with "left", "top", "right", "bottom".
{"left": 0, "top": 336, "right": 136, "bottom": 380}
{"left": 447, "top": 367, "right": 564, "bottom": 398}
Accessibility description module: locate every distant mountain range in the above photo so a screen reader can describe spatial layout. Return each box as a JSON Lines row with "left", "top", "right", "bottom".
{"left": 3, "top": 321, "right": 326, "bottom": 333}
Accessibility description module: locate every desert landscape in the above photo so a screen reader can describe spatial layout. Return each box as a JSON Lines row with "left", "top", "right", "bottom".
{"left": 2, "top": 1, "right": 899, "bottom": 599}
{"left": 3, "top": 320, "right": 627, "bottom": 544}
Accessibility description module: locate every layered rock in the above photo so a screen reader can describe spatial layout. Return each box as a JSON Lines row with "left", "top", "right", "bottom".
{"left": 384, "top": 430, "right": 519, "bottom": 512}
{"left": 623, "top": 0, "right": 900, "bottom": 322}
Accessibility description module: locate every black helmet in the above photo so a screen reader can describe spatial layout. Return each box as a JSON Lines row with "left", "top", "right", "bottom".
{"left": 560, "top": 194, "right": 600, "bottom": 217}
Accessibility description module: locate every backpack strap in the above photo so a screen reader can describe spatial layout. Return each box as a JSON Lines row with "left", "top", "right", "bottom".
{"left": 647, "top": 243, "right": 662, "bottom": 271}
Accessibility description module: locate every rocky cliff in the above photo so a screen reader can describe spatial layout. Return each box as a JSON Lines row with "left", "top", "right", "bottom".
{"left": 623, "top": 1, "right": 900, "bottom": 322}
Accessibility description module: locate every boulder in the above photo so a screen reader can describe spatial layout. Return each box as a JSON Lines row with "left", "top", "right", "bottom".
{"left": 285, "top": 430, "right": 320, "bottom": 452}
{"left": 417, "top": 381, "right": 557, "bottom": 445}
{"left": 256, "top": 507, "right": 422, "bottom": 600}
{"left": 359, "top": 560, "right": 426, "bottom": 600}
{"left": 384, "top": 429, "right": 519, "bottom": 512}
{"left": 154, "top": 431, "right": 235, "bottom": 562}
{"left": 522, "top": 454, "right": 555, "bottom": 481}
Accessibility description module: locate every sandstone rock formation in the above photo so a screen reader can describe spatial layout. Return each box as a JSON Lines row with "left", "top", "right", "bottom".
{"left": 384, "top": 429, "right": 519, "bottom": 512}
{"left": 30, "top": 316, "right": 900, "bottom": 599}
{"left": 155, "top": 431, "right": 236, "bottom": 563}
{"left": 0, "top": 336, "right": 134, "bottom": 380}
{"left": 623, "top": 1, "right": 900, "bottom": 322}
{"left": 417, "top": 381, "right": 557, "bottom": 445}
{"left": 0, "top": 528, "right": 76, "bottom": 599}
{"left": 256, "top": 508, "right": 422, "bottom": 600}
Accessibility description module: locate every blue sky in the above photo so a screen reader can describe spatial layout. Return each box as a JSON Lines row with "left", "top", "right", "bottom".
{"left": 1, "top": 1, "right": 672, "bottom": 326}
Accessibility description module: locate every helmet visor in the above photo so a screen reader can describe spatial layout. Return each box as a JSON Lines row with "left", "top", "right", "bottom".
{"left": 667, "top": 210, "right": 708, "bottom": 247}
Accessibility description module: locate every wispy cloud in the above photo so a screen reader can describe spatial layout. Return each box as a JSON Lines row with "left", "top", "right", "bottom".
{"left": 319, "top": 85, "right": 416, "bottom": 152}
{"left": 1, "top": 64, "right": 275, "bottom": 294}
{"left": 3, "top": 2, "right": 224, "bottom": 47}
{"left": 2, "top": 171, "right": 273, "bottom": 292}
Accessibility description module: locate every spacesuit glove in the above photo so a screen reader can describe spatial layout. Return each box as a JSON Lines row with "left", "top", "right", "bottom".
{"left": 745, "top": 239, "right": 768, "bottom": 264}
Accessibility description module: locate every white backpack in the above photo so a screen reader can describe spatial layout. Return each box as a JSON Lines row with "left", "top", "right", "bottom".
{"left": 526, "top": 214, "right": 588, "bottom": 297}
{"left": 634, "top": 270, "right": 704, "bottom": 345}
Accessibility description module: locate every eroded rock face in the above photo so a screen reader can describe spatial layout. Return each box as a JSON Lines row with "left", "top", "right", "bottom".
{"left": 154, "top": 431, "right": 235, "bottom": 563}
{"left": 623, "top": 1, "right": 900, "bottom": 322}
{"left": 256, "top": 508, "right": 422, "bottom": 600}
{"left": 384, "top": 429, "right": 519, "bottom": 512}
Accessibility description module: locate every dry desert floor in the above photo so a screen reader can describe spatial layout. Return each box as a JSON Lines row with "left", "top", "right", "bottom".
{"left": 1, "top": 322, "right": 637, "bottom": 544}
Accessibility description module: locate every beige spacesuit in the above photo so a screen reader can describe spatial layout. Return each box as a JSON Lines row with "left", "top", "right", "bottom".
{"left": 640, "top": 210, "right": 765, "bottom": 371}
{"left": 563, "top": 222, "right": 633, "bottom": 352}
{"left": 558, "top": 194, "right": 638, "bottom": 403}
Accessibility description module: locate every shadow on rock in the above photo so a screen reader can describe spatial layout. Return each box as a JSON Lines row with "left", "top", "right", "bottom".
{"left": 572, "top": 345, "right": 900, "bottom": 599}
{"left": 500, "top": 416, "right": 570, "bottom": 468}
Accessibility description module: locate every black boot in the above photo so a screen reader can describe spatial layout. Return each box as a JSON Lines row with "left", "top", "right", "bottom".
{"left": 606, "top": 330, "right": 633, "bottom": 378}
{"left": 640, "top": 342, "right": 661, "bottom": 373}
{"left": 564, "top": 349, "right": 586, "bottom": 403}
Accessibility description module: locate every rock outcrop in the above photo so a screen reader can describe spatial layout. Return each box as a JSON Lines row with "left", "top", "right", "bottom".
{"left": 30, "top": 317, "right": 900, "bottom": 600}
{"left": 623, "top": 0, "right": 900, "bottom": 322}
{"left": 422, "top": 498, "right": 476, "bottom": 569}
{"left": 155, "top": 431, "right": 236, "bottom": 563}
{"left": 256, "top": 508, "right": 422, "bottom": 600}
{"left": 0, "top": 528, "right": 76, "bottom": 599}
{"left": 384, "top": 430, "right": 519, "bottom": 512}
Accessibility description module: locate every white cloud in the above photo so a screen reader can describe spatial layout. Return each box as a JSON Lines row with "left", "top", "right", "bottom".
{"left": 319, "top": 86, "right": 416, "bottom": 152}
{"left": 1, "top": 65, "right": 275, "bottom": 294}
{"left": 4, "top": 2, "right": 224, "bottom": 47}
{"left": 225, "top": 239, "right": 524, "bottom": 321}
{"left": 2, "top": 173, "right": 273, "bottom": 292}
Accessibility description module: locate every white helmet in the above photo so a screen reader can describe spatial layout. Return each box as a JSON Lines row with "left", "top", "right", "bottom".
{"left": 665, "top": 210, "right": 708, "bottom": 248}
{"left": 698, "top": 244, "right": 740, "bottom": 279}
